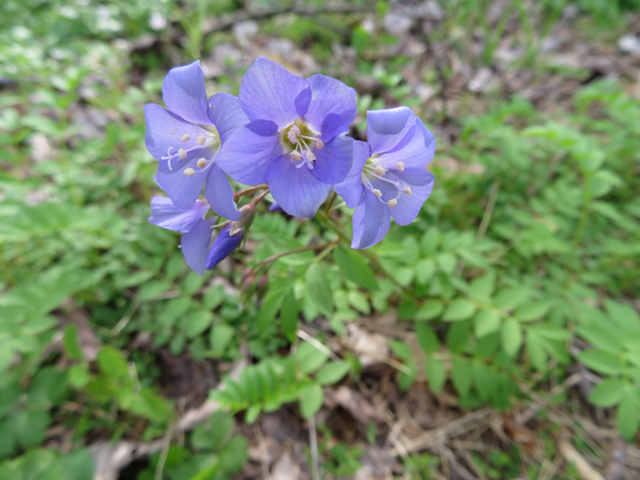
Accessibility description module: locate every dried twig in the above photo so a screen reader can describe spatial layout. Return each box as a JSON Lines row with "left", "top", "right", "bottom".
{"left": 297, "top": 328, "right": 341, "bottom": 361}
{"left": 204, "top": 5, "right": 375, "bottom": 37}
{"left": 396, "top": 408, "right": 493, "bottom": 455}
{"left": 605, "top": 438, "right": 627, "bottom": 480}
{"left": 308, "top": 415, "right": 322, "bottom": 480}
{"left": 154, "top": 430, "right": 172, "bottom": 480}
{"left": 557, "top": 437, "right": 606, "bottom": 480}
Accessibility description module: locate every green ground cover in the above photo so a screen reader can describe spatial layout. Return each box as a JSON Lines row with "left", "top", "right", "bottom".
{"left": 1, "top": 0, "right": 639, "bottom": 478}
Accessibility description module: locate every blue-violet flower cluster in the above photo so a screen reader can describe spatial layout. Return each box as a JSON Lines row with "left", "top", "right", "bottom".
{"left": 145, "top": 58, "right": 435, "bottom": 274}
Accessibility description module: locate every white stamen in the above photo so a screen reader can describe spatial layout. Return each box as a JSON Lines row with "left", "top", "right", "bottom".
{"left": 197, "top": 135, "right": 206, "bottom": 145}
{"left": 375, "top": 165, "right": 385, "bottom": 176}
{"left": 181, "top": 134, "right": 191, "bottom": 142}
{"left": 287, "top": 125, "right": 301, "bottom": 143}
{"left": 197, "top": 158, "right": 207, "bottom": 168}
{"left": 397, "top": 162, "right": 405, "bottom": 172}
{"left": 316, "top": 139, "right": 324, "bottom": 149}
{"left": 178, "top": 148, "right": 187, "bottom": 159}
{"left": 307, "top": 151, "right": 316, "bottom": 162}
{"left": 290, "top": 151, "right": 302, "bottom": 161}
{"left": 404, "top": 187, "right": 412, "bottom": 195}
{"left": 373, "top": 189, "right": 382, "bottom": 197}
{"left": 184, "top": 168, "right": 195, "bottom": 176}
{"left": 388, "top": 199, "right": 398, "bottom": 208}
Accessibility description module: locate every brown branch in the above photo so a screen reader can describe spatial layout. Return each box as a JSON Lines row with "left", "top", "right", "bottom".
{"left": 234, "top": 184, "right": 268, "bottom": 200}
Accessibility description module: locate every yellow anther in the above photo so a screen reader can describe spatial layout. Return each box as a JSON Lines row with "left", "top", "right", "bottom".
{"left": 178, "top": 148, "right": 187, "bottom": 159}
{"left": 388, "top": 199, "right": 398, "bottom": 208}
{"left": 197, "top": 158, "right": 207, "bottom": 168}
{"left": 397, "top": 162, "right": 405, "bottom": 172}
{"left": 375, "top": 165, "right": 385, "bottom": 176}
{"left": 373, "top": 189, "right": 382, "bottom": 197}
{"left": 316, "top": 139, "right": 324, "bottom": 149}
{"left": 307, "top": 151, "right": 316, "bottom": 162}
{"left": 197, "top": 135, "right": 206, "bottom": 145}
{"left": 404, "top": 187, "right": 412, "bottom": 195}
{"left": 184, "top": 168, "right": 195, "bottom": 176}
{"left": 290, "top": 151, "right": 302, "bottom": 161}
{"left": 180, "top": 134, "right": 191, "bottom": 142}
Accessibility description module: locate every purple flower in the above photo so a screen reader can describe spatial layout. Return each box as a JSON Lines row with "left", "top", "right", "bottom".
{"left": 334, "top": 107, "right": 436, "bottom": 249}
{"left": 206, "top": 224, "right": 243, "bottom": 269}
{"left": 216, "top": 57, "right": 356, "bottom": 218}
{"left": 144, "top": 60, "right": 248, "bottom": 221}
{"left": 268, "top": 202, "right": 285, "bottom": 213}
{"left": 148, "top": 196, "right": 243, "bottom": 274}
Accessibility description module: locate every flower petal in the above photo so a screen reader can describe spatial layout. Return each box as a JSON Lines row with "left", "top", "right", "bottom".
{"left": 144, "top": 104, "right": 211, "bottom": 161}
{"left": 239, "top": 57, "right": 308, "bottom": 128}
{"left": 309, "top": 134, "right": 354, "bottom": 185}
{"left": 156, "top": 155, "right": 209, "bottom": 210}
{"left": 266, "top": 155, "right": 333, "bottom": 218}
{"left": 320, "top": 113, "right": 353, "bottom": 144}
{"left": 205, "top": 224, "right": 244, "bottom": 269}
{"left": 162, "top": 60, "right": 211, "bottom": 126}
{"left": 334, "top": 140, "right": 370, "bottom": 208}
{"left": 305, "top": 74, "right": 357, "bottom": 134}
{"left": 204, "top": 164, "right": 242, "bottom": 221}
{"left": 181, "top": 217, "right": 216, "bottom": 275}
{"left": 295, "top": 87, "right": 312, "bottom": 117}
{"left": 148, "top": 197, "right": 209, "bottom": 233}
{"left": 367, "top": 107, "right": 416, "bottom": 155}
{"left": 216, "top": 121, "right": 281, "bottom": 185}
{"left": 376, "top": 119, "right": 436, "bottom": 170}
{"left": 351, "top": 189, "right": 391, "bottom": 249}
{"left": 207, "top": 93, "right": 249, "bottom": 144}
{"left": 269, "top": 202, "right": 285, "bottom": 213}
{"left": 387, "top": 169, "right": 435, "bottom": 226}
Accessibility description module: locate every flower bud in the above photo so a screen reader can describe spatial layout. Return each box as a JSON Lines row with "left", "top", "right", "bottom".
{"left": 241, "top": 268, "right": 254, "bottom": 284}
{"left": 205, "top": 224, "right": 243, "bottom": 270}
{"left": 230, "top": 203, "right": 255, "bottom": 236}
{"left": 257, "top": 275, "right": 269, "bottom": 301}
{"left": 239, "top": 274, "right": 257, "bottom": 307}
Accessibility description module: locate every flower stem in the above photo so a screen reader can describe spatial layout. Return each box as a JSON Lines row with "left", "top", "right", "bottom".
{"left": 255, "top": 239, "right": 340, "bottom": 272}
{"left": 318, "top": 213, "right": 418, "bottom": 299}
{"left": 323, "top": 191, "right": 337, "bottom": 217}
{"left": 234, "top": 184, "right": 268, "bottom": 200}
{"left": 251, "top": 189, "right": 271, "bottom": 206}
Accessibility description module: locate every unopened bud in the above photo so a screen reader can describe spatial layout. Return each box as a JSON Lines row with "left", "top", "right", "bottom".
{"left": 257, "top": 275, "right": 269, "bottom": 301}
{"left": 230, "top": 203, "right": 255, "bottom": 236}
{"left": 239, "top": 275, "right": 257, "bottom": 307}
{"left": 241, "top": 268, "right": 254, "bottom": 285}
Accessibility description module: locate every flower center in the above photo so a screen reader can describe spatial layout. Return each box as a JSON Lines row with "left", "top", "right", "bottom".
{"left": 161, "top": 126, "right": 220, "bottom": 176}
{"left": 361, "top": 157, "right": 411, "bottom": 208}
{"left": 279, "top": 118, "right": 323, "bottom": 169}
